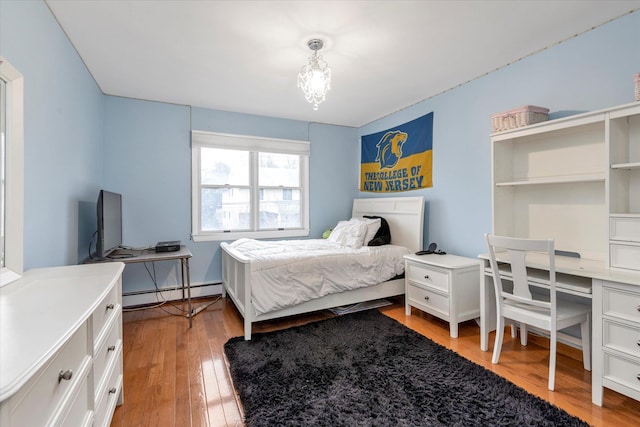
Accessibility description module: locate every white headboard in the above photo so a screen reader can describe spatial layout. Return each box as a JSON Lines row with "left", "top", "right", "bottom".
{"left": 352, "top": 196, "right": 425, "bottom": 253}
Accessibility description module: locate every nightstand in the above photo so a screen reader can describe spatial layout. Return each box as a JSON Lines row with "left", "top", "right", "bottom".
{"left": 404, "top": 253, "right": 481, "bottom": 338}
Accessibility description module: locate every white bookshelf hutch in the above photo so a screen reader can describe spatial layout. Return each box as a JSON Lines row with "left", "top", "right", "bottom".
{"left": 486, "top": 101, "right": 640, "bottom": 406}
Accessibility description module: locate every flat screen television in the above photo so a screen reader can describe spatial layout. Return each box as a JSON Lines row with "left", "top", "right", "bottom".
{"left": 96, "top": 189, "right": 122, "bottom": 259}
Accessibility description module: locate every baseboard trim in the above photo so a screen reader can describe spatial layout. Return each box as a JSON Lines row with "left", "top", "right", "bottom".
{"left": 123, "top": 282, "right": 222, "bottom": 308}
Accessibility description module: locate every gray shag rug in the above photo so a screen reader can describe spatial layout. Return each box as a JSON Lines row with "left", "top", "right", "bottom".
{"left": 224, "top": 310, "right": 590, "bottom": 427}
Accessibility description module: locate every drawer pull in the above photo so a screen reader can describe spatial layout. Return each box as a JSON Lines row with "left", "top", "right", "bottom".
{"left": 109, "top": 387, "right": 117, "bottom": 394}
{"left": 58, "top": 369, "right": 73, "bottom": 383}
{"left": 424, "top": 296, "right": 430, "bottom": 301}
{"left": 108, "top": 345, "right": 116, "bottom": 352}
{"left": 106, "top": 303, "right": 115, "bottom": 310}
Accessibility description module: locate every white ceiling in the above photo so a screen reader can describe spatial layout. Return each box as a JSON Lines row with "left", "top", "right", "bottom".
{"left": 45, "top": 0, "right": 640, "bottom": 127}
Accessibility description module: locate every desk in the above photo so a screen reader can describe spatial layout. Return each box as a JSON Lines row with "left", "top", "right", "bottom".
{"left": 479, "top": 252, "right": 640, "bottom": 406}
{"left": 87, "top": 246, "right": 200, "bottom": 328}
{"left": 479, "top": 252, "right": 600, "bottom": 351}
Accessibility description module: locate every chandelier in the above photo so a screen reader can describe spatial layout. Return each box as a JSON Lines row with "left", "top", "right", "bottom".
{"left": 297, "top": 39, "right": 331, "bottom": 110}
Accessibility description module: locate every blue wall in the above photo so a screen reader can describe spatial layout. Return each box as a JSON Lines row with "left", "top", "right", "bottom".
{"left": 102, "top": 99, "right": 358, "bottom": 292}
{"left": 2, "top": 1, "right": 639, "bottom": 295}
{"left": 359, "top": 10, "right": 640, "bottom": 258}
{"left": 0, "top": 0, "right": 104, "bottom": 270}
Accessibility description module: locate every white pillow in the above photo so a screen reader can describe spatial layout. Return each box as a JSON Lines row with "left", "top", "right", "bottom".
{"left": 327, "top": 220, "right": 368, "bottom": 248}
{"left": 351, "top": 217, "right": 381, "bottom": 246}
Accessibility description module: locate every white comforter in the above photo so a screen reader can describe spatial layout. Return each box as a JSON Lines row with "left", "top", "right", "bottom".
{"left": 227, "top": 238, "right": 410, "bottom": 315}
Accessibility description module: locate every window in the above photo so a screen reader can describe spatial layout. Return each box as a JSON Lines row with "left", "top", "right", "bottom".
{"left": 0, "top": 57, "right": 24, "bottom": 287}
{"left": 191, "top": 131, "right": 310, "bottom": 241}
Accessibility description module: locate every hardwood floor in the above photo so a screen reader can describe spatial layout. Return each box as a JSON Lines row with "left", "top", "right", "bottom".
{"left": 110, "top": 296, "right": 640, "bottom": 426}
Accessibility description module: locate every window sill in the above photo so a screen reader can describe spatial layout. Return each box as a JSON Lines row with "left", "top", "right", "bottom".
{"left": 192, "top": 228, "right": 310, "bottom": 242}
{"left": 0, "top": 267, "right": 22, "bottom": 288}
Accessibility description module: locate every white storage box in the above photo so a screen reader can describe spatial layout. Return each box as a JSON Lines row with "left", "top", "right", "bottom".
{"left": 491, "top": 105, "right": 549, "bottom": 132}
{"left": 634, "top": 72, "right": 640, "bottom": 102}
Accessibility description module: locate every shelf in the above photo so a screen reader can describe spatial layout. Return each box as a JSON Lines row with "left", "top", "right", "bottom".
{"left": 610, "top": 213, "right": 640, "bottom": 218}
{"left": 495, "top": 173, "right": 606, "bottom": 187}
{"left": 611, "top": 162, "right": 640, "bottom": 170}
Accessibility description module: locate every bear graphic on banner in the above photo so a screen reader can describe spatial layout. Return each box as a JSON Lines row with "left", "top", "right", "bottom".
{"left": 375, "top": 131, "right": 408, "bottom": 169}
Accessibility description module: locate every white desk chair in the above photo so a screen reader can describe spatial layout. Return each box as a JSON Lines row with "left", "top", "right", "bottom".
{"left": 484, "top": 234, "right": 591, "bottom": 391}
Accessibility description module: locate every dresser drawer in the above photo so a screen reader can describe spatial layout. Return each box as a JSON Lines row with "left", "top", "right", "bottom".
{"left": 55, "top": 374, "right": 92, "bottom": 427}
{"left": 92, "top": 284, "right": 120, "bottom": 348}
{"left": 94, "top": 315, "right": 121, "bottom": 393}
{"left": 611, "top": 216, "right": 640, "bottom": 243}
{"left": 94, "top": 361, "right": 123, "bottom": 427}
{"left": 407, "top": 283, "right": 450, "bottom": 317}
{"left": 603, "top": 320, "right": 640, "bottom": 358}
{"left": 603, "top": 286, "right": 640, "bottom": 323}
{"left": 610, "top": 243, "right": 640, "bottom": 272}
{"left": 603, "top": 352, "right": 640, "bottom": 394}
{"left": 406, "top": 262, "right": 449, "bottom": 292}
{"left": 9, "top": 323, "right": 89, "bottom": 427}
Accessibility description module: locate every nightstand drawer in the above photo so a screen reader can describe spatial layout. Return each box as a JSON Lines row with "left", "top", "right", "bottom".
{"left": 604, "top": 320, "right": 640, "bottom": 358}
{"left": 407, "top": 283, "right": 449, "bottom": 317}
{"left": 406, "top": 263, "right": 449, "bottom": 292}
{"left": 603, "top": 286, "right": 640, "bottom": 323}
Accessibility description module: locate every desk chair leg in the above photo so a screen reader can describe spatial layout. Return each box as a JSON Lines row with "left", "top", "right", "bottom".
{"left": 581, "top": 316, "right": 591, "bottom": 371}
{"left": 520, "top": 323, "right": 528, "bottom": 346}
{"left": 549, "top": 329, "right": 557, "bottom": 391}
{"left": 492, "top": 316, "right": 505, "bottom": 364}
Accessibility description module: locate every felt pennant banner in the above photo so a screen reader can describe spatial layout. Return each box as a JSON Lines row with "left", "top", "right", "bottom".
{"left": 360, "top": 113, "right": 433, "bottom": 193}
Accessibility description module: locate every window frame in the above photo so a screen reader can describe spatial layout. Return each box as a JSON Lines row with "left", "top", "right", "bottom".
{"left": 0, "top": 57, "right": 25, "bottom": 287}
{"left": 191, "top": 131, "right": 310, "bottom": 242}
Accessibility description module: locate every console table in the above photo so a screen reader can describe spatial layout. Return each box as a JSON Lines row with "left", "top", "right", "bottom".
{"left": 86, "top": 246, "right": 202, "bottom": 327}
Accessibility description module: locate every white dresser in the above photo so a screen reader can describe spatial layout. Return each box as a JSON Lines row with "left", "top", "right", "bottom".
{"left": 0, "top": 262, "right": 125, "bottom": 427}
{"left": 404, "top": 253, "right": 481, "bottom": 338}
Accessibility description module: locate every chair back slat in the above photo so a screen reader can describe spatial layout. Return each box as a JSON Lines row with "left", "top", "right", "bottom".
{"left": 485, "top": 234, "right": 556, "bottom": 315}
{"left": 506, "top": 248, "right": 532, "bottom": 300}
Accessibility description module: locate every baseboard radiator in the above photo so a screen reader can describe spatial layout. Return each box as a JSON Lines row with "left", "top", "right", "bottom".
{"left": 122, "top": 282, "right": 223, "bottom": 308}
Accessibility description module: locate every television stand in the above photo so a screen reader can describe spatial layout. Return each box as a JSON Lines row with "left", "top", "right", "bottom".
{"left": 85, "top": 245, "right": 203, "bottom": 328}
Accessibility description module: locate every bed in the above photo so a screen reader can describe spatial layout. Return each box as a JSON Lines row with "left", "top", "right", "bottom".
{"left": 220, "top": 196, "right": 425, "bottom": 339}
